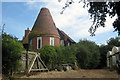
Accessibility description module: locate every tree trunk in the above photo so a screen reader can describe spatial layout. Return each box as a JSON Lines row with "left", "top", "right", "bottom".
{"left": 10, "top": 69, "right": 13, "bottom": 77}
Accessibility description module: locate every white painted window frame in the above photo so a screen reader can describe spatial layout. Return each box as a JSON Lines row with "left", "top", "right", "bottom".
{"left": 60, "top": 40, "right": 64, "bottom": 46}
{"left": 37, "top": 37, "right": 42, "bottom": 49}
{"left": 50, "top": 37, "right": 54, "bottom": 46}
{"left": 68, "top": 42, "right": 70, "bottom": 46}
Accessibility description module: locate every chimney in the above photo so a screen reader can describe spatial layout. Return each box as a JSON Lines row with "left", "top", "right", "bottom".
{"left": 25, "top": 28, "right": 30, "bottom": 37}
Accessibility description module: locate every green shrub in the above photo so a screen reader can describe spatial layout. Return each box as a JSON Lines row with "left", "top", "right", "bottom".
{"left": 2, "top": 33, "right": 24, "bottom": 76}
{"left": 57, "top": 66, "right": 63, "bottom": 71}
{"left": 39, "top": 45, "right": 57, "bottom": 70}
{"left": 75, "top": 40, "right": 100, "bottom": 69}
{"left": 63, "top": 66, "right": 67, "bottom": 71}
{"left": 39, "top": 40, "right": 101, "bottom": 70}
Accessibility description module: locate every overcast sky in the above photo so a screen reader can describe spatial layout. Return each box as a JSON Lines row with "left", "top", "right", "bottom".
{"left": 2, "top": 0, "right": 118, "bottom": 45}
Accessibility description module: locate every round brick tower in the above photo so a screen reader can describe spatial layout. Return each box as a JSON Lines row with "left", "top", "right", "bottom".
{"left": 29, "top": 8, "right": 60, "bottom": 50}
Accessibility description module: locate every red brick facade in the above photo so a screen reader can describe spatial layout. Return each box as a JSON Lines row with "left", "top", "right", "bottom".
{"left": 23, "top": 8, "right": 75, "bottom": 51}
{"left": 29, "top": 35, "right": 60, "bottom": 51}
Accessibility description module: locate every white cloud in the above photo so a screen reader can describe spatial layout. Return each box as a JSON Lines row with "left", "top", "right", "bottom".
{"left": 95, "top": 15, "right": 117, "bottom": 34}
{"left": 25, "top": 1, "right": 117, "bottom": 43}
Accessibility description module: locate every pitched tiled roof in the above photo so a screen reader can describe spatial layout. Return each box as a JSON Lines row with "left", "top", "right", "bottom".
{"left": 57, "top": 28, "right": 75, "bottom": 43}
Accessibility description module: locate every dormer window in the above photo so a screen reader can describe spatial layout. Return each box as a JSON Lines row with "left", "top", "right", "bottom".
{"left": 50, "top": 37, "right": 54, "bottom": 46}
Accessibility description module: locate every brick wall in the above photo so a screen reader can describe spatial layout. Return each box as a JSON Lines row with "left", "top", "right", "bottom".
{"left": 31, "top": 35, "right": 60, "bottom": 51}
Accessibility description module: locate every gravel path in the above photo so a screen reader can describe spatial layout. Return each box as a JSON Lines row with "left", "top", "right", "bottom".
{"left": 22, "top": 69, "right": 120, "bottom": 78}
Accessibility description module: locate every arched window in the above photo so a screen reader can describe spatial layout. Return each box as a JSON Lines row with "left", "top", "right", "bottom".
{"left": 50, "top": 37, "right": 54, "bottom": 46}
{"left": 37, "top": 37, "right": 42, "bottom": 49}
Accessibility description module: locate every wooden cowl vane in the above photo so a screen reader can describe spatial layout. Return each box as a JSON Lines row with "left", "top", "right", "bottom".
{"left": 28, "top": 8, "right": 60, "bottom": 50}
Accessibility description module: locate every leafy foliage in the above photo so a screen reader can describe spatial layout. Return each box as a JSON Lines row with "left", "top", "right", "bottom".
{"left": 107, "top": 37, "right": 120, "bottom": 48}
{"left": 76, "top": 45, "right": 89, "bottom": 68}
{"left": 62, "top": 46, "right": 76, "bottom": 64}
{"left": 39, "top": 45, "right": 76, "bottom": 70}
{"left": 75, "top": 40, "right": 100, "bottom": 69}
{"left": 88, "top": 2, "right": 107, "bottom": 36}
{"left": 88, "top": 2, "right": 120, "bottom": 36}
{"left": 99, "top": 37, "right": 120, "bottom": 68}
{"left": 39, "top": 37, "right": 119, "bottom": 69}
{"left": 53, "top": 46, "right": 65, "bottom": 65}
{"left": 39, "top": 40, "right": 100, "bottom": 69}
{"left": 60, "top": 0, "right": 120, "bottom": 36}
{"left": 2, "top": 33, "right": 24, "bottom": 76}
{"left": 39, "top": 45, "right": 58, "bottom": 69}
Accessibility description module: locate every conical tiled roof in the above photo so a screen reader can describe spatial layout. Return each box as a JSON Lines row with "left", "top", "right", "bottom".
{"left": 29, "top": 8, "right": 59, "bottom": 39}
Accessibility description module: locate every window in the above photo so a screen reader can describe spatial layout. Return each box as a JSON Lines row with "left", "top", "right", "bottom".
{"left": 68, "top": 42, "right": 70, "bottom": 46}
{"left": 60, "top": 40, "right": 64, "bottom": 46}
{"left": 30, "top": 40, "right": 32, "bottom": 46}
{"left": 50, "top": 37, "right": 54, "bottom": 46}
{"left": 37, "top": 37, "right": 42, "bottom": 49}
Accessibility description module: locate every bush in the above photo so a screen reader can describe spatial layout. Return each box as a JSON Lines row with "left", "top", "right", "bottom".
{"left": 53, "top": 46, "right": 64, "bottom": 65}
{"left": 39, "top": 45, "right": 77, "bottom": 70}
{"left": 75, "top": 40, "right": 100, "bottom": 69}
{"left": 76, "top": 46, "right": 89, "bottom": 68}
{"left": 39, "top": 40, "right": 101, "bottom": 70}
{"left": 63, "top": 66, "right": 67, "bottom": 71}
{"left": 2, "top": 33, "right": 24, "bottom": 76}
{"left": 63, "top": 46, "right": 77, "bottom": 64}
{"left": 56, "top": 66, "right": 63, "bottom": 71}
{"left": 53, "top": 46, "right": 76, "bottom": 66}
{"left": 39, "top": 45, "right": 57, "bottom": 70}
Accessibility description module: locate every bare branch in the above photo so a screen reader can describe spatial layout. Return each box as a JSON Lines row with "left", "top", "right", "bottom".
{"left": 2, "top": 24, "right": 5, "bottom": 34}
{"left": 60, "top": 0, "right": 74, "bottom": 14}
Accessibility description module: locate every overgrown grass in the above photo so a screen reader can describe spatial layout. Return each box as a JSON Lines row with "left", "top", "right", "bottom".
{"left": 13, "top": 73, "right": 25, "bottom": 78}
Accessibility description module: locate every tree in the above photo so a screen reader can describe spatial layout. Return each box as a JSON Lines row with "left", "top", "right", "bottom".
{"left": 76, "top": 45, "right": 89, "bottom": 68}
{"left": 62, "top": 46, "right": 76, "bottom": 64}
{"left": 99, "top": 45, "right": 108, "bottom": 68}
{"left": 99, "top": 37, "right": 120, "bottom": 68}
{"left": 60, "top": 0, "right": 120, "bottom": 36}
{"left": 2, "top": 33, "right": 24, "bottom": 76}
{"left": 107, "top": 37, "right": 120, "bottom": 49}
{"left": 76, "top": 40, "right": 100, "bottom": 69}
{"left": 88, "top": 2, "right": 120, "bottom": 36}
